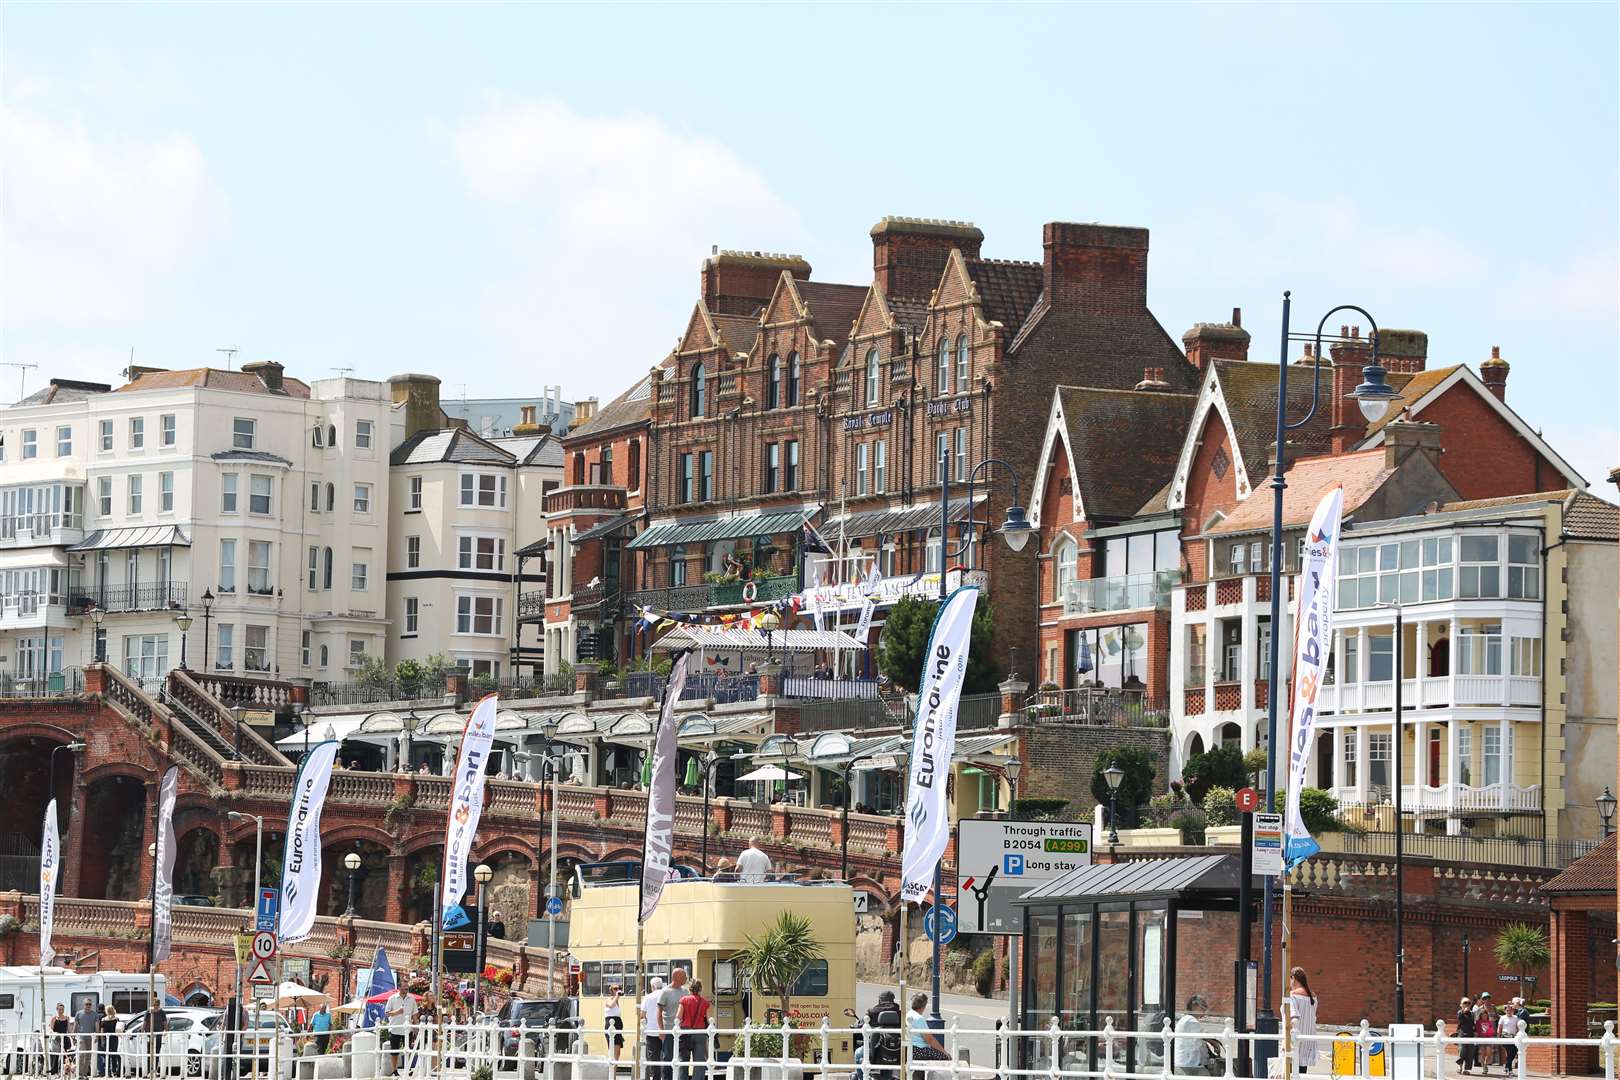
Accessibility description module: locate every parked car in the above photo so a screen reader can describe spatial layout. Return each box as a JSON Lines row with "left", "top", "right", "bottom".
{"left": 496, "top": 998, "right": 580, "bottom": 1077}
{"left": 173, "top": 895, "right": 216, "bottom": 908}
{"left": 118, "top": 1007, "right": 221, "bottom": 1077}
{"left": 200, "top": 1012, "right": 294, "bottom": 1080}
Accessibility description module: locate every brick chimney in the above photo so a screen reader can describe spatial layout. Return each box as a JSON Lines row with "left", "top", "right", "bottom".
{"left": 870, "top": 217, "right": 984, "bottom": 302}
{"left": 241, "top": 360, "right": 285, "bottom": 393}
{"left": 1383, "top": 420, "right": 1443, "bottom": 470}
{"left": 700, "top": 250, "right": 811, "bottom": 317}
{"left": 1376, "top": 329, "right": 1428, "bottom": 374}
{"left": 1328, "top": 325, "right": 1375, "bottom": 453}
{"left": 1480, "top": 345, "right": 1509, "bottom": 401}
{"left": 1042, "top": 222, "right": 1149, "bottom": 315}
{"left": 1183, "top": 308, "right": 1250, "bottom": 371}
{"left": 1134, "top": 367, "right": 1173, "bottom": 392}
{"left": 389, "top": 373, "right": 444, "bottom": 440}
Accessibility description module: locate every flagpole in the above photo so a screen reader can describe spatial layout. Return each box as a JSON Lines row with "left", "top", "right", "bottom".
{"left": 898, "top": 902, "right": 910, "bottom": 1080}
{"left": 148, "top": 780, "right": 160, "bottom": 1080}
{"left": 432, "top": 889, "right": 443, "bottom": 1078}
{"left": 633, "top": 921, "right": 646, "bottom": 1080}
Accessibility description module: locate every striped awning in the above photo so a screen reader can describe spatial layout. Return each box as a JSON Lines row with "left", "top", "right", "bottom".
{"left": 69, "top": 525, "right": 191, "bottom": 551}
{"left": 626, "top": 510, "right": 808, "bottom": 550}
{"left": 822, "top": 495, "right": 983, "bottom": 544}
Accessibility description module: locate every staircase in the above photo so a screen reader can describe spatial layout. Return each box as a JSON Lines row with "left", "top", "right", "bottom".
{"left": 99, "top": 664, "right": 228, "bottom": 788}
{"left": 162, "top": 690, "right": 237, "bottom": 758}
{"left": 165, "top": 669, "right": 291, "bottom": 766}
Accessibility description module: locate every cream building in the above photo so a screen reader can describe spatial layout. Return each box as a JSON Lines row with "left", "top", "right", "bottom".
{"left": 0, "top": 364, "right": 393, "bottom": 688}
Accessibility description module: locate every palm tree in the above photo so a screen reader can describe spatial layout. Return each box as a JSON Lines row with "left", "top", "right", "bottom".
{"left": 1493, "top": 923, "right": 1551, "bottom": 1001}
{"left": 734, "top": 911, "right": 826, "bottom": 1020}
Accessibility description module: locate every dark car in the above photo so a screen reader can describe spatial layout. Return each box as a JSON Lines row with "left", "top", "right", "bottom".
{"left": 496, "top": 998, "right": 579, "bottom": 1077}
{"left": 173, "top": 895, "right": 215, "bottom": 908}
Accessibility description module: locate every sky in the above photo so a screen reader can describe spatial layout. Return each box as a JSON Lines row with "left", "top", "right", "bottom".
{"left": 3, "top": 3, "right": 1617, "bottom": 488}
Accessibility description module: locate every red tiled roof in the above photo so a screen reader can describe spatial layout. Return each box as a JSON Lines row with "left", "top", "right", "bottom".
{"left": 1540, "top": 832, "right": 1616, "bottom": 894}
{"left": 1208, "top": 450, "right": 1393, "bottom": 535}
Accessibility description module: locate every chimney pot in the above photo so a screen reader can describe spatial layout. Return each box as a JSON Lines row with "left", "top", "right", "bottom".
{"left": 1341, "top": 325, "right": 1350, "bottom": 338}
{"left": 1479, "top": 344, "right": 1509, "bottom": 400}
{"left": 1491, "top": 345, "right": 1500, "bottom": 359}
{"left": 1231, "top": 307, "right": 1241, "bottom": 328}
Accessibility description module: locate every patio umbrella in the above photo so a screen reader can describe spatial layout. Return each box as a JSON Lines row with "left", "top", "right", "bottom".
{"left": 332, "top": 999, "right": 368, "bottom": 1015}
{"left": 273, "top": 983, "right": 329, "bottom": 1007}
{"left": 735, "top": 764, "right": 802, "bottom": 783}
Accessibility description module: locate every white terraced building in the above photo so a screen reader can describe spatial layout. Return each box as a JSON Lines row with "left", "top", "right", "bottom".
{"left": 0, "top": 364, "right": 393, "bottom": 690}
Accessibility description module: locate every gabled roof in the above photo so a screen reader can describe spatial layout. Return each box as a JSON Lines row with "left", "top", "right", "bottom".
{"left": 566, "top": 373, "right": 654, "bottom": 442}
{"left": 390, "top": 427, "right": 515, "bottom": 466}
{"left": 1008, "top": 307, "right": 1198, "bottom": 402}
{"left": 713, "top": 314, "right": 759, "bottom": 355}
{"left": 795, "top": 281, "right": 867, "bottom": 355}
{"left": 15, "top": 379, "right": 112, "bottom": 406}
{"left": 115, "top": 368, "right": 312, "bottom": 398}
{"left": 963, "top": 259, "right": 1043, "bottom": 335}
{"left": 1539, "top": 832, "right": 1615, "bottom": 895}
{"left": 1206, "top": 449, "right": 1394, "bottom": 535}
{"left": 1362, "top": 365, "right": 1460, "bottom": 436}
{"left": 492, "top": 433, "right": 564, "bottom": 468}
{"left": 1442, "top": 489, "right": 1619, "bottom": 542}
{"left": 1355, "top": 364, "right": 1587, "bottom": 489}
{"left": 1030, "top": 386, "right": 1197, "bottom": 525}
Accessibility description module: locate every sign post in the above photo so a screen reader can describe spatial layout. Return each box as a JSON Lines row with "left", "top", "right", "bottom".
{"left": 1251, "top": 813, "right": 1284, "bottom": 877}
{"left": 956, "top": 820, "right": 1094, "bottom": 935}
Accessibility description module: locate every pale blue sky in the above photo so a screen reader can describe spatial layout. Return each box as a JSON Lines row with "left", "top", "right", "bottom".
{"left": 4, "top": 3, "right": 1616, "bottom": 486}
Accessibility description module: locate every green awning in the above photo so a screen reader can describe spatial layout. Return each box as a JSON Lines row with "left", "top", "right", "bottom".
{"left": 626, "top": 510, "right": 807, "bottom": 550}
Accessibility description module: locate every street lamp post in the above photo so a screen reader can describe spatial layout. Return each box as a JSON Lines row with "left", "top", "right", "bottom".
{"left": 758, "top": 610, "right": 781, "bottom": 669}
{"left": 1597, "top": 788, "right": 1617, "bottom": 837}
{"left": 699, "top": 751, "right": 721, "bottom": 876}
{"left": 343, "top": 850, "right": 363, "bottom": 917}
{"left": 839, "top": 749, "right": 884, "bottom": 882}
{"left": 1256, "top": 294, "right": 1399, "bottom": 1064}
{"left": 175, "top": 609, "right": 193, "bottom": 671}
{"left": 1462, "top": 933, "right": 1470, "bottom": 1002}
{"left": 1378, "top": 600, "right": 1407, "bottom": 1023}
{"left": 472, "top": 863, "right": 494, "bottom": 1017}
{"left": 778, "top": 735, "right": 799, "bottom": 807}
{"left": 1103, "top": 764, "right": 1124, "bottom": 846}
{"left": 90, "top": 607, "right": 105, "bottom": 664}
{"left": 231, "top": 706, "right": 245, "bottom": 761}
{"left": 200, "top": 590, "right": 214, "bottom": 673}
{"left": 300, "top": 707, "right": 314, "bottom": 758}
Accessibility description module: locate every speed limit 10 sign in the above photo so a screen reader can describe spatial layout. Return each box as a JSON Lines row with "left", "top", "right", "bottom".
{"left": 251, "top": 931, "right": 277, "bottom": 960}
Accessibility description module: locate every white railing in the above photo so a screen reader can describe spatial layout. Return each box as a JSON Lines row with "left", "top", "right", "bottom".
{"left": 1320, "top": 674, "right": 1541, "bottom": 716}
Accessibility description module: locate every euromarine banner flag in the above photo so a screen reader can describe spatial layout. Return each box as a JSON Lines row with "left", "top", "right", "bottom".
{"left": 640, "top": 651, "right": 691, "bottom": 923}
{"left": 900, "top": 586, "right": 979, "bottom": 904}
{"left": 441, "top": 695, "right": 499, "bottom": 910}
{"left": 279, "top": 739, "right": 341, "bottom": 944}
{"left": 152, "top": 765, "right": 180, "bottom": 962}
{"left": 1284, "top": 486, "right": 1345, "bottom": 869}
{"left": 39, "top": 799, "right": 59, "bottom": 966}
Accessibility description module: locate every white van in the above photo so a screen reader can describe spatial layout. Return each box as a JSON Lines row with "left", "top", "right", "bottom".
{"left": 0, "top": 966, "right": 167, "bottom": 1073}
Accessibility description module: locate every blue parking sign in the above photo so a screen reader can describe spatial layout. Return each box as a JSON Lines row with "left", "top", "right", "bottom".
{"left": 1003, "top": 853, "right": 1025, "bottom": 875}
{"left": 256, "top": 888, "right": 280, "bottom": 932}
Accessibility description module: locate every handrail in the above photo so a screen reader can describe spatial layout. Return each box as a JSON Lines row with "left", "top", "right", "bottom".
{"left": 168, "top": 669, "right": 291, "bottom": 766}
{"left": 98, "top": 664, "right": 226, "bottom": 786}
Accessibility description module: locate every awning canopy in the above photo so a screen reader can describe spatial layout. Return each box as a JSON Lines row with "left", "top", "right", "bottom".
{"left": 1013, "top": 853, "right": 1243, "bottom": 905}
{"left": 571, "top": 513, "right": 638, "bottom": 545}
{"left": 69, "top": 525, "right": 190, "bottom": 551}
{"left": 626, "top": 510, "right": 808, "bottom": 550}
{"left": 650, "top": 627, "right": 865, "bottom": 653}
{"left": 275, "top": 715, "right": 369, "bottom": 748}
{"left": 822, "top": 495, "right": 984, "bottom": 544}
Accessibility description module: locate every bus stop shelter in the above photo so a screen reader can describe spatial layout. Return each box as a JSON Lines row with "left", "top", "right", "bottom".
{"left": 1012, "top": 853, "right": 1263, "bottom": 1073}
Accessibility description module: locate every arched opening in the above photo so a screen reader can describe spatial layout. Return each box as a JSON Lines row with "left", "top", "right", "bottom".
{"left": 1217, "top": 722, "right": 1242, "bottom": 749}
{"left": 484, "top": 851, "right": 533, "bottom": 940}
{"left": 320, "top": 839, "right": 392, "bottom": 922}
{"left": 81, "top": 776, "right": 148, "bottom": 900}
{"left": 0, "top": 736, "right": 75, "bottom": 892}
{"left": 404, "top": 846, "right": 444, "bottom": 926}
{"left": 183, "top": 987, "right": 213, "bottom": 1007}
{"left": 174, "top": 827, "right": 220, "bottom": 899}
{"left": 1186, "top": 732, "right": 1206, "bottom": 760}
{"left": 226, "top": 833, "right": 284, "bottom": 909}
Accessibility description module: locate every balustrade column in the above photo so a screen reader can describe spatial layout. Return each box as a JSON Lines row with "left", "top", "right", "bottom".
{"left": 1447, "top": 616, "right": 1460, "bottom": 705}
{"left": 1355, "top": 725, "right": 1369, "bottom": 804}
{"left": 1498, "top": 717, "right": 1512, "bottom": 805}
{"left": 1413, "top": 620, "right": 1428, "bottom": 706}
{"left": 1356, "top": 627, "right": 1370, "bottom": 709}
{"left": 1412, "top": 718, "right": 1427, "bottom": 794}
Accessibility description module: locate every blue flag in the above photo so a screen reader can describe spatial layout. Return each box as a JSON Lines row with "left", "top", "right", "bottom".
{"left": 361, "top": 948, "right": 396, "bottom": 1029}
{"left": 442, "top": 903, "right": 471, "bottom": 930}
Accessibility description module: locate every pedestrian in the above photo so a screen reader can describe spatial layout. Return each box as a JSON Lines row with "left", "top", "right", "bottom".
{"left": 1456, "top": 997, "right": 1477, "bottom": 1074}
{"left": 735, "top": 838, "right": 772, "bottom": 884}
{"left": 658, "top": 968, "right": 687, "bottom": 1080}
{"left": 1475, "top": 996, "right": 1497, "bottom": 1072}
{"left": 676, "top": 978, "right": 711, "bottom": 1080}
{"left": 74, "top": 998, "right": 99, "bottom": 1078}
{"left": 603, "top": 984, "right": 625, "bottom": 1062}
{"left": 864, "top": 991, "right": 903, "bottom": 1080}
{"left": 98, "top": 1004, "right": 120, "bottom": 1078}
{"left": 1498, "top": 1004, "right": 1521, "bottom": 1073}
{"left": 906, "top": 994, "right": 948, "bottom": 1078}
{"left": 1175, "top": 995, "right": 1213, "bottom": 1075}
{"left": 1287, "top": 968, "right": 1318, "bottom": 1074}
{"left": 49, "top": 1003, "right": 70, "bottom": 1075}
{"left": 310, "top": 1004, "right": 332, "bottom": 1055}
{"left": 640, "top": 978, "right": 666, "bottom": 1080}
{"left": 147, "top": 1003, "right": 168, "bottom": 1070}
{"left": 383, "top": 987, "right": 415, "bottom": 1075}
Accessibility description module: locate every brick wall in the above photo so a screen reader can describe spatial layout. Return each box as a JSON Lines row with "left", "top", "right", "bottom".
{"left": 1016, "top": 724, "right": 1171, "bottom": 809}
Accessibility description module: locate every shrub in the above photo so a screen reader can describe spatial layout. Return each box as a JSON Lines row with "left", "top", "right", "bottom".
{"left": 1183, "top": 745, "right": 1247, "bottom": 802}
{"left": 1145, "top": 792, "right": 1186, "bottom": 827}
{"left": 1011, "top": 798, "right": 1069, "bottom": 821}
{"left": 1242, "top": 748, "right": 1270, "bottom": 785}
{"left": 1202, "top": 786, "right": 1240, "bottom": 827}
{"left": 972, "top": 950, "right": 996, "bottom": 997}
{"left": 1169, "top": 806, "right": 1207, "bottom": 845}
{"left": 597, "top": 661, "right": 620, "bottom": 679}
{"left": 1091, "top": 747, "right": 1156, "bottom": 827}
{"left": 875, "top": 596, "right": 1002, "bottom": 694}
{"left": 1270, "top": 787, "right": 1351, "bottom": 834}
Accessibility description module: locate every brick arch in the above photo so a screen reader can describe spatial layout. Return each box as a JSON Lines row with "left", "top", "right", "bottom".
{"left": 472, "top": 838, "right": 538, "bottom": 865}
{"left": 599, "top": 846, "right": 642, "bottom": 863}
{"left": 0, "top": 722, "right": 83, "bottom": 751}
{"left": 555, "top": 843, "right": 601, "bottom": 864}
{"left": 400, "top": 832, "right": 449, "bottom": 857}
{"left": 81, "top": 760, "right": 157, "bottom": 788}
{"left": 320, "top": 824, "right": 397, "bottom": 852}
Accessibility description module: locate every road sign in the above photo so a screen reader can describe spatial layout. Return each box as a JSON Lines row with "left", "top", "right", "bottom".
{"left": 852, "top": 892, "right": 870, "bottom": 915}
{"left": 233, "top": 933, "right": 254, "bottom": 965}
{"left": 247, "top": 958, "right": 274, "bottom": 985}
{"left": 1235, "top": 787, "right": 1260, "bottom": 813}
{"left": 923, "top": 904, "right": 957, "bottom": 946}
{"left": 255, "top": 888, "right": 279, "bottom": 932}
{"left": 250, "top": 931, "right": 277, "bottom": 960}
{"left": 1498, "top": 974, "right": 1538, "bottom": 983}
{"left": 1252, "top": 812, "right": 1284, "bottom": 876}
{"left": 252, "top": 982, "right": 276, "bottom": 1000}
{"left": 546, "top": 896, "right": 564, "bottom": 917}
{"left": 957, "top": 820, "right": 1093, "bottom": 935}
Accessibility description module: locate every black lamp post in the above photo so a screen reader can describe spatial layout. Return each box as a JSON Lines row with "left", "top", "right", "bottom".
{"left": 1256, "top": 294, "right": 1399, "bottom": 1057}
{"left": 200, "top": 589, "right": 214, "bottom": 672}
{"left": 1597, "top": 788, "right": 1617, "bottom": 837}
{"left": 1378, "top": 600, "right": 1408, "bottom": 1023}
{"left": 175, "top": 609, "right": 193, "bottom": 671}
{"left": 300, "top": 707, "right": 314, "bottom": 757}
{"left": 90, "top": 606, "right": 105, "bottom": 663}
{"left": 1103, "top": 764, "right": 1124, "bottom": 846}
{"left": 1462, "top": 933, "right": 1471, "bottom": 1001}
{"left": 839, "top": 748, "right": 888, "bottom": 882}
{"left": 699, "top": 751, "right": 722, "bottom": 876}
{"left": 343, "top": 850, "right": 362, "bottom": 917}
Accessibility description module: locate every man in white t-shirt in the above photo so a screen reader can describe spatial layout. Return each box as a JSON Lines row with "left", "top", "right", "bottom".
{"left": 641, "top": 977, "right": 667, "bottom": 1080}
{"left": 735, "top": 839, "right": 772, "bottom": 884}
{"left": 1175, "top": 995, "right": 1212, "bottom": 1074}
{"left": 384, "top": 988, "right": 416, "bottom": 1075}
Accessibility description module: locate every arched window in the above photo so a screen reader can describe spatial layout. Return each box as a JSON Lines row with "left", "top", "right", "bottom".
{"left": 956, "top": 333, "right": 970, "bottom": 389}
{"left": 1055, "top": 538, "right": 1078, "bottom": 601}
{"left": 766, "top": 355, "right": 781, "bottom": 410}
{"left": 322, "top": 547, "right": 334, "bottom": 590}
{"left": 573, "top": 453, "right": 586, "bottom": 485}
{"left": 864, "top": 349, "right": 880, "bottom": 406}
{"left": 324, "top": 483, "right": 335, "bottom": 512}
{"left": 690, "top": 364, "right": 707, "bottom": 418}
{"left": 319, "top": 644, "right": 329, "bottom": 668}
{"left": 327, "top": 424, "right": 338, "bottom": 447}
{"left": 787, "top": 352, "right": 801, "bottom": 405}
{"left": 937, "top": 338, "right": 952, "bottom": 394}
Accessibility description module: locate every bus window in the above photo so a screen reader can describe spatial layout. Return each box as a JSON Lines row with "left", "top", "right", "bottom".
{"left": 648, "top": 961, "right": 669, "bottom": 981}
{"left": 713, "top": 960, "right": 738, "bottom": 996}
{"left": 0, "top": 994, "right": 14, "bottom": 1009}
{"left": 582, "top": 963, "right": 602, "bottom": 996}
{"left": 112, "top": 992, "right": 152, "bottom": 1014}
{"left": 789, "top": 961, "right": 829, "bottom": 997}
{"left": 602, "top": 962, "right": 627, "bottom": 991}
{"left": 672, "top": 959, "right": 694, "bottom": 980}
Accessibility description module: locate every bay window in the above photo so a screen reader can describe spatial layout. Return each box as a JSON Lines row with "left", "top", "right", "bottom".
{"left": 456, "top": 594, "right": 504, "bottom": 635}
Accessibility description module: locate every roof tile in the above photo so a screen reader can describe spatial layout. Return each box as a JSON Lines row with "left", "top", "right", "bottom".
{"left": 1057, "top": 387, "right": 1197, "bottom": 522}
{"left": 1208, "top": 449, "right": 1394, "bottom": 535}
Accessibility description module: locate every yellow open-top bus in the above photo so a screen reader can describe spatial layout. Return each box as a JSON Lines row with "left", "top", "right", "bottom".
{"left": 568, "top": 865, "right": 858, "bottom": 1063}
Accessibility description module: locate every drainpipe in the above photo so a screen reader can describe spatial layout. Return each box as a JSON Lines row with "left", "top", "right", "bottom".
{"left": 1540, "top": 522, "right": 1564, "bottom": 864}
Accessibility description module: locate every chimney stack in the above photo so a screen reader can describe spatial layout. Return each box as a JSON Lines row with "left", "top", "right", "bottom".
{"left": 513, "top": 403, "right": 542, "bottom": 436}
{"left": 869, "top": 217, "right": 983, "bottom": 302}
{"left": 1328, "top": 325, "right": 1375, "bottom": 452}
{"left": 1134, "top": 367, "right": 1172, "bottom": 392}
{"left": 1375, "top": 329, "right": 1428, "bottom": 374}
{"left": 700, "top": 251, "right": 811, "bottom": 316}
{"left": 389, "top": 373, "right": 444, "bottom": 440}
{"left": 1383, "top": 420, "right": 1444, "bottom": 470}
{"left": 241, "top": 360, "right": 285, "bottom": 393}
{"left": 1480, "top": 345, "right": 1509, "bottom": 401}
{"left": 570, "top": 397, "right": 600, "bottom": 430}
{"left": 1042, "top": 222, "right": 1149, "bottom": 315}
{"left": 1182, "top": 316, "right": 1251, "bottom": 371}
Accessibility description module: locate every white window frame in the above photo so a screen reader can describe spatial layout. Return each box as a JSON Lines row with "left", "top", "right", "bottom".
{"left": 355, "top": 420, "right": 374, "bottom": 449}
{"left": 406, "top": 535, "right": 421, "bottom": 569}
{"left": 937, "top": 339, "right": 951, "bottom": 395}
{"left": 127, "top": 474, "right": 143, "bottom": 515}
{"left": 56, "top": 426, "right": 72, "bottom": 458}
{"left": 457, "top": 533, "right": 507, "bottom": 571}
{"left": 351, "top": 558, "right": 369, "bottom": 591}
{"left": 310, "top": 482, "right": 321, "bottom": 513}
{"left": 955, "top": 333, "right": 969, "bottom": 389}
{"left": 161, "top": 414, "right": 176, "bottom": 447}
{"left": 215, "top": 624, "right": 235, "bottom": 671}
{"left": 21, "top": 430, "right": 37, "bottom": 459}
{"left": 404, "top": 597, "right": 419, "bottom": 635}
{"left": 220, "top": 473, "right": 238, "bottom": 514}
{"left": 97, "top": 477, "right": 113, "bottom": 517}
{"left": 232, "top": 418, "right": 256, "bottom": 449}
{"left": 301, "top": 630, "right": 312, "bottom": 667}
{"left": 308, "top": 546, "right": 320, "bottom": 590}
{"left": 865, "top": 349, "right": 880, "bottom": 406}
{"left": 219, "top": 539, "right": 237, "bottom": 593}
{"left": 348, "top": 638, "right": 366, "bottom": 667}
{"left": 248, "top": 474, "right": 272, "bottom": 515}
{"left": 855, "top": 443, "right": 869, "bottom": 496}
{"left": 244, "top": 625, "right": 270, "bottom": 673}
{"left": 353, "top": 483, "right": 371, "bottom": 514}
{"left": 99, "top": 419, "right": 114, "bottom": 453}
{"left": 129, "top": 417, "right": 144, "bottom": 450}
{"left": 408, "top": 476, "right": 423, "bottom": 511}
{"left": 455, "top": 593, "right": 504, "bottom": 636}
{"left": 159, "top": 471, "right": 174, "bottom": 513}
{"left": 873, "top": 439, "right": 887, "bottom": 494}
{"left": 247, "top": 540, "right": 272, "bottom": 594}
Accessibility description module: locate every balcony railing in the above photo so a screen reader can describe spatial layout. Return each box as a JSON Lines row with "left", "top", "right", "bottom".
{"left": 1332, "top": 780, "right": 1541, "bottom": 816}
{"left": 1317, "top": 673, "right": 1542, "bottom": 714}
{"left": 623, "top": 671, "right": 760, "bottom": 703}
{"left": 1024, "top": 686, "right": 1169, "bottom": 727}
{"left": 782, "top": 676, "right": 879, "bottom": 700}
{"left": 518, "top": 590, "right": 546, "bottom": 619}
{"left": 709, "top": 573, "right": 798, "bottom": 607}
{"left": 1060, "top": 570, "right": 1178, "bottom": 616}
{"left": 544, "top": 485, "right": 628, "bottom": 514}
{"left": 628, "top": 583, "right": 711, "bottom": 615}
{"left": 80, "top": 581, "right": 189, "bottom": 613}
{"left": 0, "top": 667, "right": 86, "bottom": 698}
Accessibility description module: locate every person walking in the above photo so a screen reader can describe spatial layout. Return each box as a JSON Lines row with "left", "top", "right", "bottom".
{"left": 383, "top": 987, "right": 415, "bottom": 1075}
{"left": 1175, "top": 995, "right": 1213, "bottom": 1075}
{"left": 676, "top": 978, "right": 711, "bottom": 1080}
{"left": 98, "top": 1004, "right": 120, "bottom": 1077}
{"left": 1456, "top": 997, "right": 1478, "bottom": 1074}
{"left": 640, "top": 978, "right": 666, "bottom": 1080}
{"left": 1287, "top": 968, "right": 1319, "bottom": 1074}
{"left": 1475, "top": 996, "right": 1498, "bottom": 1073}
{"left": 735, "top": 839, "right": 772, "bottom": 884}
{"left": 1497, "top": 1003, "right": 1521, "bottom": 1073}
{"left": 310, "top": 1004, "right": 332, "bottom": 1055}
{"left": 906, "top": 994, "right": 948, "bottom": 1079}
{"left": 603, "top": 984, "right": 625, "bottom": 1062}
{"left": 73, "top": 999, "right": 99, "bottom": 1078}
{"left": 49, "top": 1003, "right": 70, "bottom": 1075}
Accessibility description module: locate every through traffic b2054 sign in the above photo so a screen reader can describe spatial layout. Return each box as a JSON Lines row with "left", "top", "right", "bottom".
{"left": 957, "top": 820, "right": 1093, "bottom": 936}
